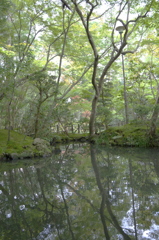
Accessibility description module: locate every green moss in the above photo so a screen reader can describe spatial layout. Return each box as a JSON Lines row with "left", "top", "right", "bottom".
{"left": 0, "top": 129, "right": 34, "bottom": 154}
{"left": 97, "top": 124, "right": 153, "bottom": 147}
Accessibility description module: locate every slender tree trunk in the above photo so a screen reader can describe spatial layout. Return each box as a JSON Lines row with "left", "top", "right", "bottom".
{"left": 121, "top": 53, "right": 129, "bottom": 124}
{"left": 89, "top": 95, "right": 99, "bottom": 137}
{"left": 34, "top": 101, "right": 42, "bottom": 138}
{"left": 7, "top": 102, "right": 11, "bottom": 142}
{"left": 7, "top": 82, "right": 15, "bottom": 142}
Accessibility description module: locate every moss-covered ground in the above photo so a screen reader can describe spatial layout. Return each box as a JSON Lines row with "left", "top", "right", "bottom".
{"left": 96, "top": 124, "right": 159, "bottom": 147}
{"left": 0, "top": 129, "right": 35, "bottom": 155}
{"left": 0, "top": 130, "right": 89, "bottom": 159}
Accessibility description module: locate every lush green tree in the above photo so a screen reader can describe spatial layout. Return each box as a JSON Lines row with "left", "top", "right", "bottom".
{"left": 66, "top": 0, "right": 155, "bottom": 136}
{"left": 1, "top": 0, "right": 159, "bottom": 139}
{"left": 0, "top": 0, "right": 84, "bottom": 137}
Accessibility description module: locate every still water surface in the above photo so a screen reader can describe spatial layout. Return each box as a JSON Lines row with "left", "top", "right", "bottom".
{"left": 0, "top": 143, "right": 159, "bottom": 240}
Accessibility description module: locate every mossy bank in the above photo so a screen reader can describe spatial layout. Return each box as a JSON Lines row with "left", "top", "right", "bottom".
{"left": 95, "top": 124, "right": 159, "bottom": 147}
{"left": 0, "top": 130, "right": 52, "bottom": 161}
{"left": 0, "top": 124, "right": 158, "bottom": 161}
{"left": 0, "top": 130, "right": 89, "bottom": 161}
{"left": 53, "top": 124, "right": 158, "bottom": 147}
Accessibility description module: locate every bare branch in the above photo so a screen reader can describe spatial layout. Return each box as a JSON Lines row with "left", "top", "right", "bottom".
{"left": 122, "top": 28, "right": 146, "bottom": 55}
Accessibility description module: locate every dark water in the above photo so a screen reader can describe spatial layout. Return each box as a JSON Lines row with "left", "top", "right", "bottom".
{"left": 0, "top": 143, "right": 159, "bottom": 240}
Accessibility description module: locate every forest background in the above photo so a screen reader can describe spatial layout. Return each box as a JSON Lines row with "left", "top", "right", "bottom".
{"left": 1, "top": 0, "right": 159, "bottom": 144}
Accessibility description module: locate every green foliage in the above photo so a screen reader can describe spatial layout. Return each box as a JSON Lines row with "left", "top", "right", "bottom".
{"left": 134, "top": 104, "right": 151, "bottom": 120}
{"left": 0, "top": 0, "right": 158, "bottom": 140}
{"left": 95, "top": 131, "right": 110, "bottom": 145}
{"left": 0, "top": 46, "right": 15, "bottom": 57}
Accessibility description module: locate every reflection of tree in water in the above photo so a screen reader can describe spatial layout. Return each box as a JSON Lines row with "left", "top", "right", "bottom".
{"left": 0, "top": 144, "right": 159, "bottom": 239}
{"left": 90, "top": 145, "right": 132, "bottom": 240}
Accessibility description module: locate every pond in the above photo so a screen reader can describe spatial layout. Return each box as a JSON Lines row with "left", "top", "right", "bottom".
{"left": 0, "top": 143, "right": 159, "bottom": 240}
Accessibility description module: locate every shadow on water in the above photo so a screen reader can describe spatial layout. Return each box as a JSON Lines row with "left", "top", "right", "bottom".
{"left": 0, "top": 143, "right": 159, "bottom": 239}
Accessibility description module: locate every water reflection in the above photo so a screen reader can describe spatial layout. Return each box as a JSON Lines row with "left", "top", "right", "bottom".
{"left": 0, "top": 144, "right": 159, "bottom": 239}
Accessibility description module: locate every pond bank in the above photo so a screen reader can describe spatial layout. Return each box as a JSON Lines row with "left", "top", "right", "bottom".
{"left": 51, "top": 124, "right": 159, "bottom": 147}
{"left": 0, "top": 130, "right": 90, "bottom": 161}
{"left": 0, "top": 130, "right": 53, "bottom": 161}
{"left": 0, "top": 124, "right": 158, "bottom": 161}
{"left": 95, "top": 124, "right": 159, "bottom": 147}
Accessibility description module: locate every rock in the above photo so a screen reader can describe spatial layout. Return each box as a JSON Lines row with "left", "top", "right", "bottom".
{"left": 33, "top": 138, "right": 50, "bottom": 147}
{"left": 10, "top": 153, "right": 19, "bottom": 160}
{"left": 19, "top": 151, "right": 33, "bottom": 159}
{"left": 33, "top": 138, "right": 51, "bottom": 155}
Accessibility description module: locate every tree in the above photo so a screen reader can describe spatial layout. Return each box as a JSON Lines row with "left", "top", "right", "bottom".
{"left": 0, "top": 0, "right": 158, "bottom": 139}
{"left": 65, "top": 0, "right": 154, "bottom": 136}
